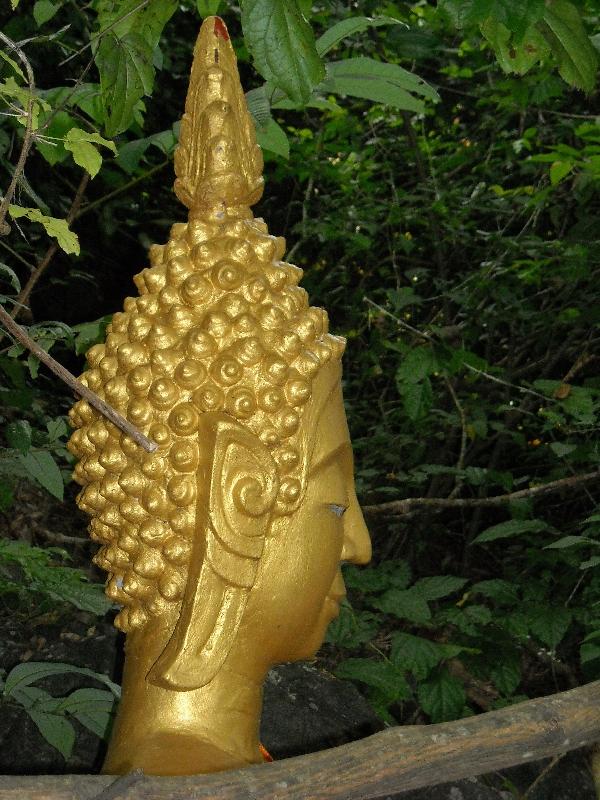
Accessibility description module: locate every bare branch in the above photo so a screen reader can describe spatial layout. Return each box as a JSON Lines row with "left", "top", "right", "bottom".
{"left": 1, "top": 680, "right": 599, "bottom": 800}
{"left": 363, "top": 469, "right": 600, "bottom": 516}
{"left": 0, "top": 305, "right": 157, "bottom": 453}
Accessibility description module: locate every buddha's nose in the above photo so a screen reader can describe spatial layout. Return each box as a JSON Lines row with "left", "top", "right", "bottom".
{"left": 341, "top": 493, "right": 372, "bottom": 565}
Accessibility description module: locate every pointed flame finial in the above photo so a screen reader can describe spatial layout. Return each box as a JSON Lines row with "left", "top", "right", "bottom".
{"left": 174, "top": 16, "right": 264, "bottom": 215}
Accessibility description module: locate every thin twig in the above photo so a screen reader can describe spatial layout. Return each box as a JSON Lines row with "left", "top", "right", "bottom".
{"left": 11, "top": 173, "right": 90, "bottom": 319}
{"left": 522, "top": 754, "right": 565, "bottom": 799}
{"left": 0, "top": 306, "right": 157, "bottom": 453}
{"left": 76, "top": 159, "right": 170, "bottom": 219}
{"left": 364, "top": 296, "right": 436, "bottom": 343}
{"left": 0, "top": 33, "right": 36, "bottom": 234}
{"left": 363, "top": 469, "right": 600, "bottom": 516}
{"left": 444, "top": 376, "right": 468, "bottom": 499}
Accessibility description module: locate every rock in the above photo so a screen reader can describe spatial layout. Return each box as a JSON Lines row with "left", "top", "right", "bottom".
{"left": 261, "top": 661, "right": 384, "bottom": 758}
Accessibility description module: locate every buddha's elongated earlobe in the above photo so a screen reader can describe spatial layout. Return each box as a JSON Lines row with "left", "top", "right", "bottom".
{"left": 147, "top": 412, "right": 278, "bottom": 690}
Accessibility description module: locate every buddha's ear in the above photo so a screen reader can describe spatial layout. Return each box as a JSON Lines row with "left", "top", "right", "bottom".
{"left": 148, "top": 413, "right": 279, "bottom": 690}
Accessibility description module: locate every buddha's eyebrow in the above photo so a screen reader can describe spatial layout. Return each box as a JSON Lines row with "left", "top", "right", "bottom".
{"left": 310, "top": 441, "right": 351, "bottom": 475}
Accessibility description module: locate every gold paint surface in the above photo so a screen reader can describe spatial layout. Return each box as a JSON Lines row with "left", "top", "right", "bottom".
{"left": 68, "top": 15, "right": 371, "bottom": 775}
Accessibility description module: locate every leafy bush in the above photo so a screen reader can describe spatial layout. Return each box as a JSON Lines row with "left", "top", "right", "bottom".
{"left": 0, "top": 661, "right": 120, "bottom": 759}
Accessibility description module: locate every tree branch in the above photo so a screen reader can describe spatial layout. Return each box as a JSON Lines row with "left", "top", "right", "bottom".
{"left": 363, "top": 469, "right": 600, "bottom": 517}
{"left": 1, "top": 680, "right": 598, "bottom": 800}
{"left": 0, "top": 305, "right": 157, "bottom": 453}
{"left": 0, "top": 33, "right": 36, "bottom": 235}
{"left": 11, "top": 172, "right": 90, "bottom": 320}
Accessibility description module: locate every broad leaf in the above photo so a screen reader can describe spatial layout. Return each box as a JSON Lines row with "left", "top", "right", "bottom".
{"left": 472, "top": 518, "right": 548, "bottom": 544}
{"left": 96, "top": 32, "right": 155, "bottom": 136}
{"left": 28, "top": 711, "right": 76, "bottom": 759}
{"left": 241, "top": 0, "right": 325, "bottom": 104}
{"left": 538, "top": 0, "right": 598, "bottom": 92}
{"left": 321, "top": 57, "right": 438, "bottom": 113}
{"left": 64, "top": 128, "right": 116, "bottom": 178}
{"left": 413, "top": 575, "right": 468, "bottom": 601}
{"left": 33, "top": 0, "right": 61, "bottom": 26}
{"left": 418, "top": 668, "right": 466, "bottom": 722}
{"left": 391, "top": 633, "right": 463, "bottom": 680}
{"left": 8, "top": 205, "right": 79, "bottom": 255}
{"left": 255, "top": 117, "right": 289, "bottom": 159}
{"left": 375, "top": 587, "right": 431, "bottom": 623}
{"left": 56, "top": 688, "right": 116, "bottom": 739}
{"left": 17, "top": 451, "right": 63, "bottom": 500}
{"left": 316, "top": 16, "right": 405, "bottom": 57}
{"left": 527, "top": 605, "right": 571, "bottom": 649}
{"left": 3, "top": 661, "right": 121, "bottom": 698}
{"left": 336, "top": 657, "right": 411, "bottom": 702}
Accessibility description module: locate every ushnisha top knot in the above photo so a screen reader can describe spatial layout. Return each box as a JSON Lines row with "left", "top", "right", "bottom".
{"left": 67, "top": 16, "right": 345, "bottom": 635}
{"left": 174, "top": 16, "right": 264, "bottom": 216}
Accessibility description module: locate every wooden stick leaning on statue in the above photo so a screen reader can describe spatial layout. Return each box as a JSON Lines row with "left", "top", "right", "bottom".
{"left": 0, "top": 678, "right": 598, "bottom": 800}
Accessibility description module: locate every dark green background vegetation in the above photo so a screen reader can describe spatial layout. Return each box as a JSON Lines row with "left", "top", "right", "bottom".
{"left": 0, "top": 0, "right": 599, "bottom": 762}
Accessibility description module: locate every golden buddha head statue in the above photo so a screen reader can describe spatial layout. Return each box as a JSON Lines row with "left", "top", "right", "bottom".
{"left": 67, "top": 16, "right": 371, "bottom": 707}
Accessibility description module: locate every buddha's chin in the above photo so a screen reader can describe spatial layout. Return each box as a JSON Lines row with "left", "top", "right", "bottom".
{"left": 288, "top": 598, "right": 342, "bottom": 662}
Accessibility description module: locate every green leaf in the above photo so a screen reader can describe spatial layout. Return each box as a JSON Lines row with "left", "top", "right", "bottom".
{"left": 397, "top": 346, "right": 438, "bottom": 384}
{"left": 375, "top": 587, "right": 431, "bottom": 623}
{"left": 0, "top": 262, "right": 21, "bottom": 292}
{"left": 490, "top": 654, "right": 521, "bottom": 696}
{"left": 27, "top": 711, "right": 75, "bottom": 759}
{"left": 96, "top": 32, "right": 155, "bottom": 137}
{"left": 527, "top": 605, "right": 571, "bottom": 649}
{"left": 418, "top": 668, "right": 466, "bottom": 722}
{"left": 6, "top": 420, "right": 32, "bottom": 455}
{"left": 336, "top": 658, "right": 411, "bottom": 701}
{"left": 63, "top": 128, "right": 116, "bottom": 178}
{"left": 549, "top": 160, "right": 573, "bottom": 185}
{"left": 398, "top": 377, "right": 433, "bottom": 422}
{"left": 8, "top": 206, "right": 79, "bottom": 255}
{"left": 245, "top": 86, "right": 272, "bottom": 128}
{"left": 33, "top": 0, "right": 61, "bottom": 26}
{"left": 255, "top": 116, "right": 289, "bottom": 159}
{"left": 472, "top": 518, "right": 548, "bottom": 544}
{"left": 391, "top": 632, "right": 462, "bottom": 680}
{"left": 116, "top": 126, "right": 177, "bottom": 174}
{"left": 197, "top": 0, "right": 220, "bottom": 16}
{"left": 549, "top": 441, "right": 576, "bottom": 457}
{"left": 3, "top": 661, "right": 121, "bottom": 698}
{"left": 0, "top": 49, "right": 25, "bottom": 80}
{"left": 241, "top": 0, "right": 325, "bottom": 104}
{"left": 538, "top": 0, "right": 598, "bottom": 92}
{"left": 321, "top": 57, "right": 438, "bottom": 113}
{"left": 17, "top": 451, "right": 63, "bottom": 500}
{"left": 413, "top": 575, "right": 468, "bottom": 601}
{"left": 480, "top": 18, "right": 549, "bottom": 74}
{"left": 545, "top": 535, "right": 595, "bottom": 549}
{"left": 580, "top": 556, "right": 600, "bottom": 570}
{"left": 325, "top": 602, "right": 380, "bottom": 649}
{"left": 471, "top": 580, "right": 519, "bottom": 605}
{"left": 56, "top": 688, "right": 116, "bottom": 739}
{"left": 316, "top": 16, "right": 405, "bottom": 57}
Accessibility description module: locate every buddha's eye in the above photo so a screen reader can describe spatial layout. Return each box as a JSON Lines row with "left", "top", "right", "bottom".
{"left": 329, "top": 503, "right": 347, "bottom": 519}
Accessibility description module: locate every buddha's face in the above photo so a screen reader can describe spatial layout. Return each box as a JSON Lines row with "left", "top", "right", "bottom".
{"left": 233, "top": 361, "right": 371, "bottom": 670}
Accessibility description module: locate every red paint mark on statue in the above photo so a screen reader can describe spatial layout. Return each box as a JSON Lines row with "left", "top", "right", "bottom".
{"left": 214, "top": 18, "right": 229, "bottom": 40}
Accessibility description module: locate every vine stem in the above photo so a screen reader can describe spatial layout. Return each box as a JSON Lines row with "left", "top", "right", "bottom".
{"left": 0, "top": 33, "right": 36, "bottom": 234}
{"left": 0, "top": 305, "right": 157, "bottom": 453}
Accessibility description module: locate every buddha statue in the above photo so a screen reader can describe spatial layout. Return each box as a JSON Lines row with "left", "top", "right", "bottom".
{"left": 67, "top": 15, "right": 371, "bottom": 776}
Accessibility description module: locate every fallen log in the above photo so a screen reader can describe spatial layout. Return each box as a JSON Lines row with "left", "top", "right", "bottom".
{"left": 0, "top": 679, "right": 598, "bottom": 800}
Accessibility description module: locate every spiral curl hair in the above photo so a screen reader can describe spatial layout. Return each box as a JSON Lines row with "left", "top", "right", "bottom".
{"left": 67, "top": 19, "right": 345, "bottom": 634}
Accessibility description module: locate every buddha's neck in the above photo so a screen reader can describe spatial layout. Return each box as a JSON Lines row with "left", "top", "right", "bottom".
{"left": 103, "top": 628, "right": 267, "bottom": 775}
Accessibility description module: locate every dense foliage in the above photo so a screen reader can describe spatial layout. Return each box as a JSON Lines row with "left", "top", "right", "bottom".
{"left": 1, "top": 0, "right": 599, "bottom": 756}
